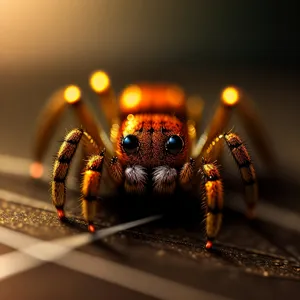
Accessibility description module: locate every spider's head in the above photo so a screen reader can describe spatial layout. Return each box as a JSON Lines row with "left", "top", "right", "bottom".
{"left": 116, "top": 114, "right": 189, "bottom": 169}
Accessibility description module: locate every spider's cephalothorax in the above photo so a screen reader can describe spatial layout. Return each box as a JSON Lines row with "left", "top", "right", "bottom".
{"left": 31, "top": 71, "right": 275, "bottom": 249}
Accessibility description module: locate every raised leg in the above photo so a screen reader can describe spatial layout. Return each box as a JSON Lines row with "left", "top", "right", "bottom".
{"left": 89, "top": 70, "right": 120, "bottom": 129}
{"left": 223, "top": 132, "right": 258, "bottom": 218}
{"left": 52, "top": 128, "right": 100, "bottom": 220}
{"left": 31, "top": 84, "right": 113, "bottom": 178}
{"left": 192, "top": 86, "right": 276, "bottom": 169}
{"left": 186, "top": 95, "right": 204, "bottom": 155}
{"left": 205, "top": 132, "right": 258, "bottom": 218}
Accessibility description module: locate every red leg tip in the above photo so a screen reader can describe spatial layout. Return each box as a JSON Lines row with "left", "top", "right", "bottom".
{"left": 205, "top": 240, "right": 213, "bottom": 250}
{"left": 57, "top": 209, "right": 65, "bottom": 220}
{"left": 88, "top": 223, "right": 96, "bottom": 233}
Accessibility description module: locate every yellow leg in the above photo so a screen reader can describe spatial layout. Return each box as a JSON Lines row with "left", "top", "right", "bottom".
{"left": 81, "top": 153, "right": 105, "bottom": 232}
{"left": 236, "top": 92, "right": 276, "bottom": 169}
{"left": 200, "top": 159, "right": 224, "bottom": 250}
{"left": 186, "top": 95, "right": 204, "bottom": 155}
{"left": 52, "top": 128, "right": 100, "bottom": 220}
{"left": 192, "top": 86, "right": 276, "bottom": 170}
{"left": 89, "top": 70, "right": 120, "bottom": 129}
{"left": 224, "top": 132, "right": 258, "bottom": 218}
{"left": 31, "top": 85, "right": 113, "bottom": 178}
{"left": 31, "top": 88, "right": 67, "bottom": 178}
{"left": 204, "top": 132, "right": 258, "bottom": 218}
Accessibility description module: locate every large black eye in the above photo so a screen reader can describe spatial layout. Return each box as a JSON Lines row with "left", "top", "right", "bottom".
{"left": 122, "top": 135, "right": 140, "bottom": 154}
{"left": 165, "top": 135, "right": 184, "bottom": 154}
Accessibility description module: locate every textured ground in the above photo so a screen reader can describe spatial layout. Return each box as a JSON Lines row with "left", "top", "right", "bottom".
{"left": 0, "top": 164, "right": 300, "bottom": 300}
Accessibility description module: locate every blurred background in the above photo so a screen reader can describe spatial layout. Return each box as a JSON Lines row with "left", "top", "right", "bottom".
{"left": 0, "top": 0, "right": 299, "bottom": 172}
{"left": 1, "top": 3, "right": 300, "bottom": 298}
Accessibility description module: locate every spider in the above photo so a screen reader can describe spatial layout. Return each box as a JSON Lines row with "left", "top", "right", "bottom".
{"left": 30, "top": 70, "right": 275, "bottom": 250}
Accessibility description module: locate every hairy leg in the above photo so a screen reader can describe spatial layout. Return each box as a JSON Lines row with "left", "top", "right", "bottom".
{"left": 31, "top": 85, "right": 113, "bottom": 178}
{"left": 52, "top": 128, "right": 100, "bottom": 220}
{"left": 224, "top": 132, "right": 258, "bottom": 218}
{"left": 200, "top": 159, "right": 224, "bottom": 250}
{"left": 81, "top": 152, "right": 105, "bottom": 232}
{"left": 204, "top": 132, "right": 258, "bottom": 218}
{"left": 192, "top": 86, "right": 276, "bottom": 170}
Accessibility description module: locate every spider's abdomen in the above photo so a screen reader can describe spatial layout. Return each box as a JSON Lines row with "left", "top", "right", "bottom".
{"left": 119, "top": 84, "right": 187, "bottom": 119}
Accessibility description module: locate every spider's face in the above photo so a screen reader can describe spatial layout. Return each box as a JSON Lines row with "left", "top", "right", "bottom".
{"left": 116, "top": 114, "right": 189, "bottom": 169}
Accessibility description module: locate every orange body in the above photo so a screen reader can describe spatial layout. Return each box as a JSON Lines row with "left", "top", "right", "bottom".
{"left": 116, "top": 84, "right": 190, "bottom": 169}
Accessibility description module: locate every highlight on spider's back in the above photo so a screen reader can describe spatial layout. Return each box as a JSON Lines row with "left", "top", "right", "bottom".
{"left": 30, "top": 69, "right": 276, "bottom": 250}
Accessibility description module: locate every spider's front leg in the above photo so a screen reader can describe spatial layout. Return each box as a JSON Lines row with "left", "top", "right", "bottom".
{"left": 81, "top": 154, "right": 124, "bottom": 232}
{"left": 52, "top": 128, "right": 100, "bottom": 221}
{"left": 200, "top": 159, "right": 224, "bottom": 250}
{"left": 205, "top": 131, "right": 258, "bottom": 218}
{"left": 81, "top": 152, "right": 105, "bottom": 232}
{"left": 179, "top": 158, "right": 223, "bottom": 250}
{"left": 52, "top": 127, "right": 123, "bottom": 231}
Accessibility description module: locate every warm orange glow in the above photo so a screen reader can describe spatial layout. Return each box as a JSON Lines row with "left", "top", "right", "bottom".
{"left": 222, "top": 87, "right": 239, "bottom": 106}
{"left": 127, "top": 114, "right": 135, "bottom": 121}
{"left": 187, "top": 96, "right": 204, "bottom": 116}
{"left": 166, "top": 86, "right": 184, "bottom": 107}
{"left": 110, "top": 123, "right": 120, "bottom": 143}
{"left": 187, "top": 120, "right": 196, "bottom": 139}
{"left": 64, "top": 85, "right": 81, "bottom": 103}
{"left": 121, "top": 85, "right": 142, "bottom": 109}
{"left": 29, "top": 162, "right": 44, "bottom": 179}
{"left": 89, "top": 70, "right": 110, "bottom": 93}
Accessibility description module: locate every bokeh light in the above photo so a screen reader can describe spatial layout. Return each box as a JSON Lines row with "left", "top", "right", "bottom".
{"left": 89, "top": 71, "right": 110, "bottom": 93}
{"left": 64, "top": 85, "right": 81, "bottom": 104}
{"left": 222, "top": 87, "right": 239, "bottom": 106}
{"left": 29, "top": 162, "right": 44, "bottom": 179}
{"left": 120, "top": 85, "right": 142, "bottom": 109}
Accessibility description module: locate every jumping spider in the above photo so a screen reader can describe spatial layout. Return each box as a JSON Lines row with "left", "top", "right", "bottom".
{"left": 31, "top": 71, "right": 275, "bottom": 249}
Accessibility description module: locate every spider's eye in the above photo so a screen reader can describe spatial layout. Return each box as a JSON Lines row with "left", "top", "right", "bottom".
{"left": 165, "top": 135, "right": 184, "bottom": 155}
{"left": 122, "top": 135, "right": 139, "bottom": 154}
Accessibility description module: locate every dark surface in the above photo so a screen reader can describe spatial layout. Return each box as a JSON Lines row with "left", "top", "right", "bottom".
{"left": 0, "top": 167, "right": 300, "bottom": 299}
{"left": 1, "top": 263, "right": 158, "bottom": 300}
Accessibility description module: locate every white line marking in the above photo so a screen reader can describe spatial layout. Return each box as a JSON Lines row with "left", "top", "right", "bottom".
{"left": 0, "top": 189, "right": 54, "bottom": 211}
{"left": 0, "top": 251, "right": 41, "bottom": 280}
{"left": 0, "top": 215, "right": 161, "bottom": 263}
{"left": 57, "top": 215, "right": 162, "bottom": 249}
{"left": 0, "top": 215, "right": 162, "bottom": 280}
{"left": 58, "top": 251, "right": 228, "bottom": 300}
{"left": 0, "top": 226, "right": 42, "bottom": 249}
{"left": 0, "top": 226, "right": 230, "bottom": 300}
